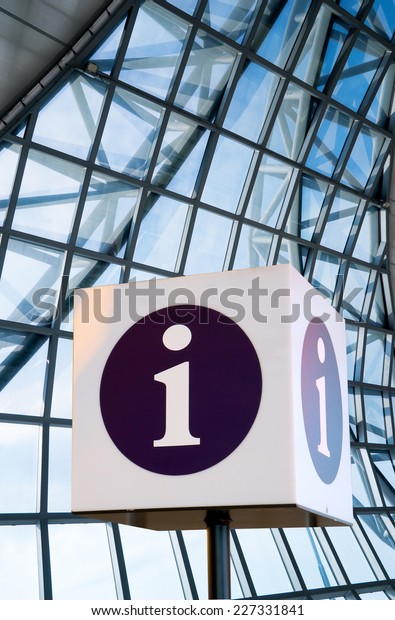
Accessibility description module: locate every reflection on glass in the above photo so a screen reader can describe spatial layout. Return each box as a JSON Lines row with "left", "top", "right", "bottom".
{"left": 13, "top": 150, "right": 85, "bottom": 243}
{"left": 287, "top": 174, "right": 328, "bottom": 240}
{"left": 201, "top": 136, "right": 254, "bottom": 213}
{"left": 253, "top": 0, "right": 311, "bottom": 69}
{"left": 202, "top": 0, "right": 258, "bottom": 42}
{"left": 294, "top": 8, "right": 348, "bottom": 92}
{"left": 33, "top": 74, "right": 107, "bottom": 159}
{"left": 152, "top": 114, "right": 209, "bottom": 196}
{"left": 364, "top": 390, "right": 387, "bottom": 444}
{"left": 352, "top": 206, "right": 380, "bottom": 263}
{"left": 120, "top": 526, "right": 184, "bottom": 599}
{"left": 365, "top": 0, "right": 395, "bottom": 40}
{"left": 97, "top": 88, "right": 163, "bottom": 179}
{"left": 332, "top": 34, "right": 385, "bottom": 111}
{"left": 311, "top": 251, "right": 340, "bottom": 300}
{"left": 284, "top": 528, "right": 336, "bottom": 588}
{"left": 326, "top": 526, "right": 376, "bottom": 582}
{"left": 0, "top": 525, "right": 40, "bottom": 599}
{"left": 306, "top": 106, "right": 353, "bottom": 176}
{"left": 320, "top": 190, "right": 359, "bottom": 253}
{"left": 175, "top": 30, "right": 237, "bottom": 119}
{"left": 0, "top": 423, "right": 40, "bottom": 513}
{"left": 0, "top": 331, "right": 48, "bottom": 416}
{"left": 0, "top": 142, "right": 21, "bottom": 226}
{"left": 342, "top": 127, "right": 387, "bottom": 191}
{"left": 76, "top": 171, "right": 139, "bottom": 256}
{"left": 224, "top": 61, "right": 279, "bottom": 142}
{"left": 90, "top": 19, "right": 126, "bottom": 75}
{"left": 119, "top": 2, "right": 189, "bottom": 100}
{"left": 267, "top": 83, "right": 314, "bottom": 160}
{"left": 184, "top": 209, "right": 233, "bottom": 274}
{"left": 236, "top": 529, "right": 293, "bottom": 595}
{"left": 246, "top": 156, "right": 294, "bottom": 228}
{"left": 341, "top": 262, "right": 370, "bottom": 321}
{"left": 233, "top": 224, "right": 274, "bottom": 269}
{"left": 134, "top": 195, "right": 189, "bottom": 271}
{"left": 0, "top": 238, "right": 65, "bottom": 325}
{"left": 49, "top": 524, "right": 116, "bottom": 599}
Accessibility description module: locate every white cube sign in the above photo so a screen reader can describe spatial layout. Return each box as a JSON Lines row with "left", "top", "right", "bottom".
{"left": 72, "top": 265, "right": 353, "bottom": 529}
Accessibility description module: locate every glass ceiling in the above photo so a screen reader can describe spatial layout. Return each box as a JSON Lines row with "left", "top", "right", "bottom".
{"left": 0, "top": 0, "right": 395, "bottom": 601}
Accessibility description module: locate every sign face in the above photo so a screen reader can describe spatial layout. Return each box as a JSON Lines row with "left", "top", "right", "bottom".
{"left": 72, "top": 265, "right": 352, "bottom": 530}
{"left": 100, "top": 305, "right": 262, "bottom": 475}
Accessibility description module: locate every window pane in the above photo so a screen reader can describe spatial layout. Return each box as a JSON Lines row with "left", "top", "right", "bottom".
{"left": 184, "top": 210, "right": 233, "bottom": 274}
{"left": 0, "top": 238, "right": 65, "bottom": 325}
{"left": 0, "top": 423, "right": 40, "bottom": 513}
{"left": 0, "top": 142, "right": 21, "bottom": 226}
{"left": 120, "top": 526, "right": 184, "bottom": 599}
{"left": 327, "top": 526, "right": 376, "bottom": 582}
{"left": 246, "top": 156, "right": 294, "bottom": 228}
{"left": 285, "top": 528, "right": 337, "bottom": 588}
{"left": 33, "top": 74, "right": 106, "bottom": 159}
{"left": 306, "top": 106, "right": 353, "bottom": 176}
{"left": 202, "top": 0, "right": 258, "bottom": 42}
{"left": 233, "top": 225, "right": 274, "bottom": 269}
{"left": 320, "top": 190, "right": 359, "bottom": 253}
{"left": 97, "top": 88, "right": 163, "bottom": 180}
{"left": 50, "top": 339, "right": 73, "bottom": 419}
{"left": 13, "top": 150, "right": 85, "bottom": 243}
{"left": 119, "top": 2, "right": 189, "bottom": 100}
{"left": 0, "top": 525, "right": 39, "bottom": 599}
{"left": 48, "top": 427, "right": 72, "bottom": 512}
{"left": 49, "top": 523, "right": 116, "bottom": 599}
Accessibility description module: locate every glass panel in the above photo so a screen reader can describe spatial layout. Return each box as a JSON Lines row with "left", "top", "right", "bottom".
{"left": 320, "top": 190, "right": 359, "bottom": 253}
{"left": 369, "top": 274, "right": 387, "bottom": 327}
{"left": 0, "top": 142, "right": 21, "bottom": 226}
{"left": 182, "top": 530, "right": 208, "bottom": 598}
{"left": 120, "top": 526, "right": 184, "bottom": 599}
{"left": 348, "top": 387, "right": 357, "bottom": 438}
{"left": 76, "top": 171, "right": 139, "bottom": 256}
{"left": 287, "top": 174, "right": 328, "bottom": 240}
{"left": 284, "top": 528, "right": 337, "bottom": 588}
{"left": 174, "top": 30, "right": 237, "bottom": 119}
{"left": 0, "top": 238, "right": 65, "bottom": 325}
{"left": 351, "top": 447, "right": 380, "bottom": 507}
{"left": 311, "top": 251, "right": 340, "bottom": 300}
{"left": 184, "top": 209, "right": 233, "bottom": 274}
{"left": 0, "top": 525, "right": 39, "bottom": 599}
{"left": 152, "top": 114, "right": 209, "bottom": 196}
{"left": 341, "top": 263, "right": 370, "bottom": 321}
{"left": 364, "top": 389, "right": 386, "bottom": 444}
{"left": 0, "top": 422, "right": 40, "bottom": 513}
{"left": 236, "top": 529, "right": 293, "bottom": 595}
{"left": 119, "top": 2, "right": 189, "bottom": 100}
{"left": 365, "top": 0, "right": 395, "bottom": 39}
{"left": 267, "top": 82, "right": 314, "bottom": 160}
{"left": 326, "top": 526, "right": 376, "bottom": 582}
{"left": 306, "top": 106, "right": 353, "bottom": 176}
{"left": 366, "top": 64, "right": 395, "bottom": 127}
{"left": 339, "top": 0, "right": 363, "bottom": 16}
{"left": 12, "top": 150, "right": 85, "bottom": 243}
{"left": 252, "top": 0, "right": 311, "bottom": 69}
{"left": 371, "top": 452, "right": 395, "bottom": 506}
{"left": 352, "top": 206, "right": 380, "bottom": 263}
{"left": 68, "top": 255, "right": 122, "bottom": 292}
{"left": 277, "top": 240, "right": 309, "bottom": 273}
{"left": 233, "top": 225, "right": 274, "bottom": 269}
{"left": 202, "top": 0, "right": 258, "bottom": 43}
{"left": 201, "top": 136, "right": 254, "bottom": 213}
{"left": 358, "top": 514, "right": 395, "bottom": 578}
{"left": 49, "top": 523, "right": 116, "bottom": 599}
{"left": 165, "top": 0, "right": 198, "bottom": 14}
{"left": 33, "top": 74, "right": 106, "bottom": 159}
{"left": 224, "top": 61, "right": 279, "bottom": 142}
{"left": 346, "top": 323, "right": 358, "bottom": 381}
{"left": 90, "top": 19, "right": 126, "bottom": 75}
{"left": 96, "top": 87, "right": 163, "bottom": 180}
{"left": 331, "top": 34, "right": 386, "bottom": 112}
{"left": 48, "top": 427, "right": 72, "bottom": 512}
{"left": 364, "top": 330, "right": 385, "bottom": 385}
{"left": 134, "top": 195, "right": 189, "bottom": 271}
{"left": 342, "top": 126, "right": 386, "bottom": 191}
{"left": 294, "top": 8, "right": 349, "bottom": 92}
{"left": 50, "top": 338, "right": 73, "bottom": 419}
{"left": 246, "top": 156, "right": 294, "bottom": 228}
{"left": 0, "top": 331, "right": 48, "bottom": 416}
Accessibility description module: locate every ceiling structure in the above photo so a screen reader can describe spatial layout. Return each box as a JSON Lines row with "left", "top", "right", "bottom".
{"left": 0, "top": 0, "right": 115, "bottom": 127}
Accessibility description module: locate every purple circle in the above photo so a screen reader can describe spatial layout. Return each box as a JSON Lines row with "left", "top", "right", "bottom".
{"left": 301, "top": 318, "right": 343, "bottom": 484}
{"left": 100, "top": 305, "right": 262, "bottom": 475}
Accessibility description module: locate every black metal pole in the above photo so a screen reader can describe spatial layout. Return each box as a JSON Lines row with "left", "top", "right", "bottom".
{"left": 204, "top": 510, "right": 231, "bottom": 600}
